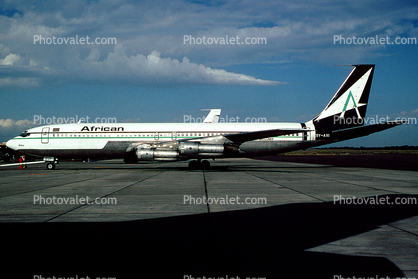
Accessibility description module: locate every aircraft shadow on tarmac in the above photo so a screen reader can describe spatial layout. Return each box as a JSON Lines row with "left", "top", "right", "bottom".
{"left": 24, "top": 165, "right": 337, "bottom": 173}
{"left": 61, "top": 162, "right": 338, "bottom": 172}
{"left": 3, "top": 194, "right": 417, "bottom": 278}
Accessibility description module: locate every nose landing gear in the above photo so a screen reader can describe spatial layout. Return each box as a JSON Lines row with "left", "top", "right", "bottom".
{"left": 46, "top": 162, "right": 56, "bottom": 170}
{"left": 44, "top": 157, "right": 58, "bottom": 170}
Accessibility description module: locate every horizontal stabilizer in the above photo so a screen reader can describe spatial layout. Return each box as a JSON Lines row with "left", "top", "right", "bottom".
{"left": 331, "top": 120, "right": 406, "bottom": 141}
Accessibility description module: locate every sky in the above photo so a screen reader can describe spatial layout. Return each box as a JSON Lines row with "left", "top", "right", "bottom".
{"left": 0, "top": 0, "right": 417, "bottom": 147}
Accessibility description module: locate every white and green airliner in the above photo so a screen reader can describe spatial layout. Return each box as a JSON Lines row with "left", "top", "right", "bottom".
{"left": 6, "top": 65, "right": 404, "bottom": 169}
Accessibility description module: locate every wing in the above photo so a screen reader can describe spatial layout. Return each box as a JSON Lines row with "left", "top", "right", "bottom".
{"left": 125, "top": 128, "right": 310, "bottom": 152}
{"left": 223, "top": 128, "right": 310, "bottom": 144}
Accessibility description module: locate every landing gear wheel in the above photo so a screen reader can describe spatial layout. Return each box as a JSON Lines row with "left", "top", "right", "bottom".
{"left": 188, "top": 160, "right": 199, "bottom": 169}
{"left": 201, "top": 160, "right": 210, "bottom": 169}
{"left": 46, "top": 163, "right": 56, "bottom": 170}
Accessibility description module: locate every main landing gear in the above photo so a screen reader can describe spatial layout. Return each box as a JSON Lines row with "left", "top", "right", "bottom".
{"left": 188, "top": 159, "right": 211, "bottom": 170}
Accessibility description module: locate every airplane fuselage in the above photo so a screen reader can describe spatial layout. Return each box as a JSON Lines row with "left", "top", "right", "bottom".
{"left": 6, "top": 122, "right": 318, "bottom": 160}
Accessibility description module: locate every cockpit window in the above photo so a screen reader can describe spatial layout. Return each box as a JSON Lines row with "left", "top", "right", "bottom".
{"left": 20, "top": 131, "right": 30, "bottom": 137}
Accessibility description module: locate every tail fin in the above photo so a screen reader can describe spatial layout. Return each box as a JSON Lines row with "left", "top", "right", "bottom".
{"left": 312, "top": 65, "right": 375, "bottom": 133}
{"left": 202, "top": 109, "right": 221, "bottom": 123}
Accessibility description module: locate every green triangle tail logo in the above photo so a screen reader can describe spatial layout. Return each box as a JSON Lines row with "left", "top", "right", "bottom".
{"left": 340, "top": 91, "right": 361, "bottom": 119}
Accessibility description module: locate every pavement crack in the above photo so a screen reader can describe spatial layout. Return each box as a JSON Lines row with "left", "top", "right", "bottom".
{"left": 244, "top": 171, "right": 327, "bottom": 202}
{"left": 44, "top": 171, "right": 165, "bottom": 222}
{"left": 202, "top": 170, "right": 211, "bottom": 213}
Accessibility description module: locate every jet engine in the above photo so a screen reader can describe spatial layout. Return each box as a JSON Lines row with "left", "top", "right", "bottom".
{"left": 136, "top": 148, "right": 179, "bottom": 161}
{"left": 134, "top": 142, "right": 234, "bottom": 161}
{"left": 179, "top": 142, "right": 224, "bottom": 157}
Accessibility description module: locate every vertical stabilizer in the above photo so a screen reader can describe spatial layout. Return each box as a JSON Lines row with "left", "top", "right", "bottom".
{"left": 202, "top": 109, "right": 221, "bottom": 123}
{"left": 312, "top": 65, "right": 375, "bottom": 133}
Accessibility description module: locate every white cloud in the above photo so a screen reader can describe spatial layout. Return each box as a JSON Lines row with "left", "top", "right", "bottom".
{"left": 0, "top": 77, "right": 40, "bottom": 88}
{"left": 0, "top": 118, "right": 35, "bottom": 142}
{"left": 15, "top": 119, "right": 34, "bottom": 126}
{"left": 393, "top": 108, "right": 418, "bottom": 118}
{"left": 0, "top": 119, "right": 15, "bottom": 128}
{"left": 0, "top": 47, "right": 281, "bottom": 87}
{"left": 0, "top": 0, "right": 417, "bottom": 88}
{"left": 0, "top": 53, "right": 21, "bottom": 65}
{"left": 0, "top": 118, "right": 33, "bottom": 128}
{"left": 77, "top": 46, "right": 282, "bottom": 86}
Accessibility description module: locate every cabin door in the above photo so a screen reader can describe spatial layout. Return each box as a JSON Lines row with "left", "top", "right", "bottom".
{"left": 41, "top": 127, "right": 49, "bottom": 144}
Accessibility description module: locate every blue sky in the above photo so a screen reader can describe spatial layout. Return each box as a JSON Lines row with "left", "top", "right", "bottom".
{"left": 0, "top": 0, "right": 417, "bottom": 146}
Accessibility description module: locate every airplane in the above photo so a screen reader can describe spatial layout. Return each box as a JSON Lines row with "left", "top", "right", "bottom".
{"left": 6, "top": 64, "right": 406, "bottom": 170}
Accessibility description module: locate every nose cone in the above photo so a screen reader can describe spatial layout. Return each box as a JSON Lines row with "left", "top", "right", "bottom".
{"left": 6, "top": 139, "right": 18, "bottom": 151}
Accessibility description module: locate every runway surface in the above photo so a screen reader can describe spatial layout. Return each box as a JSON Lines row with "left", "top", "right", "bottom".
{"left": 1, "top": 157, "right": 417, "bottom": 278}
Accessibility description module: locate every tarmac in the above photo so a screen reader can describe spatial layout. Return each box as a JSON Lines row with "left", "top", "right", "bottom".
{"left": 1, "top": 157, "right": 417, "bottom": 278}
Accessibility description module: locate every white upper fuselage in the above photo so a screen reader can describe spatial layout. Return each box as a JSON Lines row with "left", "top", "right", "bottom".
{"left": 6, "top": 122, "right": 312, "bottom": 158}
